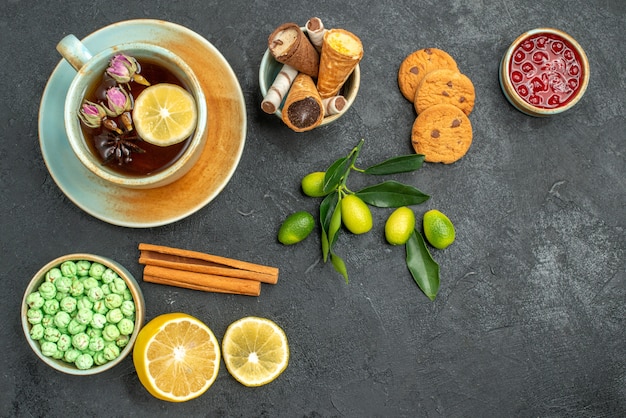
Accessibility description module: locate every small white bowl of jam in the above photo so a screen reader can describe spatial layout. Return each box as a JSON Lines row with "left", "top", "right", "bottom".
{"left": 499, "top": 28, "right": 589, "bottom": 117}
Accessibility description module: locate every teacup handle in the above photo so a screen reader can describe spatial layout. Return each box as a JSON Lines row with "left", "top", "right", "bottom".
{"left": 56, "top": 34, "right": 93, "bottom": 71}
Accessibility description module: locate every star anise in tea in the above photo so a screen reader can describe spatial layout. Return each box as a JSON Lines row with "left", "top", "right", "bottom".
{"left": 94, "top": 131, "right": 146, "bottom": 166}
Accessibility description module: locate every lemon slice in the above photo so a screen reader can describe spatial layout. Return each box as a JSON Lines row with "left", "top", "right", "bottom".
{"left": 222, "top": 316, "right": 289, "bottom": 387}
{"left": 132, "top": 83, "right": 197, "bottom": 146}
{"left": 133, "top": 313, "right": 220, "bottom": 402}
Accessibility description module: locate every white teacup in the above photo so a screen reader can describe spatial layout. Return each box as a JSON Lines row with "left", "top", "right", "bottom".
{"left": 57, "top": 35, "right": 208, "bottom": 189}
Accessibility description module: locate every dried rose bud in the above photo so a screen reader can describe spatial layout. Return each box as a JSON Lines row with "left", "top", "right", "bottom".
{"left": 106, "top": 54, "right": 150, "bottom": 86}
{"left": 78, "top": 101, "right": 106, "bottom": 128}
{"left": 104, "top": 86, "right": 132, "bottom": 117}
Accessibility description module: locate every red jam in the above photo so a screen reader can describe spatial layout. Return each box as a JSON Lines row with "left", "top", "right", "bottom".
{"left": 508, "top": 32, "right": 584, "bottom": 109}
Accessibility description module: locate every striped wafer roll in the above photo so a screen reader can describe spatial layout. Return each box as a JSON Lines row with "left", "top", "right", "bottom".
{"left": 261, "top": 64, "right": 298, "bottom": 114}
{"left": 322, "top": 96, "right": 347, "bottom": 116}
{"left": 305, "top": 17, "right": 326, "bottom": 51}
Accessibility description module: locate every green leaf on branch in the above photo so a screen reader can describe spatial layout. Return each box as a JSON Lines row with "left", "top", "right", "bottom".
{"left": 406, "top": 230, "right": 440, "bottom": 300}
{"left": 322, "top": 139, "right": 365, "bottom": 194}
{"left": 323, "top": 157, "right": 349, "bottom": 194}
{"left": 363, "top": 154, "right": 425, "bottom": 175}
{"left": 356, "top": 180, "right": 430, "bottom": 207}
{"left": 319, "top": 192, "right": 339, "bottom": 262}
{"left": 330, "top": 252, "right": 349, "bottom": 283}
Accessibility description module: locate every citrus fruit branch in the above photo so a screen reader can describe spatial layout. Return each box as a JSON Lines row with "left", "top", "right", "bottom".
{"left": 278, "top": 139, "right": 450, "bottom": 299}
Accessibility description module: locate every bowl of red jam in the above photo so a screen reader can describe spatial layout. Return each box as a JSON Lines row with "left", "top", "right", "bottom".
{"left": 499, "top": 28, "right": 589, "bottom": 117}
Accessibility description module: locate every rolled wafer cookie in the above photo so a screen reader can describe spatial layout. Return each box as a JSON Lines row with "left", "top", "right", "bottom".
{"left": 261, "top": 64, "right": 298, "bottom": 114}
{"left": 317, "top": 29, "right": 363, "bottom": 99}
{"left": 269, "top": 23, "right": 320, "bottom": 77}
{"left": 305, "top": 17, "right": 326, "bottom": 51}
{"left": 282, "top": 73, "right": 324, "bottom": 132}
{"left": 322, "top": 96, "right": 347, "bottom": 116}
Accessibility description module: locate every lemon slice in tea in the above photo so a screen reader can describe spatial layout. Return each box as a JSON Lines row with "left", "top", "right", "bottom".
{"left": 133, "top": 83, "right": 197, "bottom": 146}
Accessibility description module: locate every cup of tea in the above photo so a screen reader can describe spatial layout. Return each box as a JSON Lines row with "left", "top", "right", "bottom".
{"left": 57, "top": 35, "right": 208, "bottom": 189}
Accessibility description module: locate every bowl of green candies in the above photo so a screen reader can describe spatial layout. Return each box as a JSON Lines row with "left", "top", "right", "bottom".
{"left": 21, "top": 254, "right": 145, "bottom": 375}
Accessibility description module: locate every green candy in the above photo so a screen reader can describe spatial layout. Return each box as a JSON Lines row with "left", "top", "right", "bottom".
{"left": 38, "top": 282, "right": 56, "bottom": 300}
{"left": 103, "top": 342, "right": 120, "bottom": 361}
{"left": 93, "top": 351, "right": 108, "bottom": 366}
{"left": 40, "top": 341, "right": 58, "bottom": 357}
{"left": 92, "top": 300, "right": 108, "bottom": 315}
{"left": 88, "top": 336, "right": 105, "bottom": 352}
{"left": 71, "top": 332, "right": 90, "bottom": 351}
{"left": 87, "top": 286, "right": 104, "bottom": 302}
{"left": 43, "top": 327, "right": 61, "bottom": 343}
{"left": 29, "top": 324, "right": 45, "bottom": 340}
{"left": 110, "top": 278, "right": 127, "bottom": 295}
{"left": 106, "top": 308, "right": 123, "bottom": 324}
{"left": 44, "top": 268, "right": 63, "bottom": 283}
{"left": 60, "top": 261, "right": 78, "bottom": 278}
{"left": 26, "top": 292, "right": 45, "bottom": 309}
{"left": 115, "top": 334, "right": 130, "bottom": 348}
{"left": 64, "top": 348, "right": 81, "bottom": 363}
{"left": 120, "top": 300, "right": 135, "bottom": 317}
{"left": 41, "top": 315, "right": 55, "bottom": 328}
{"left": 27, "top": 309, "right": 43, "bottom": 325}
{"left": 89, "top": 262, "right": 106, "bottom": 279}
{"left": 59, "top": 296, "right": 77, "bottom": 314}
{"left": 82, "top": 277, "right": 98, "bottom": 290}
{"left": 75, "top": 353, "right": 94, "bottom": 370}
{"left": 86, "top": 327, "right": 102, "bottom": 339}
{"left": 42, "top": 299, "right": 60, "bottom": 315}
{"left": 70, "top": 279, "right": 84, "bottom": 297}
{"left": 53, "top": 311, "right": 71, "bottom": 329}
{"left": 55, "top": 276, "right": 73, "bottom": 294}
{"left": 102, "top": 324, "right": 120, "bottom": 342}
{"left": 67, "top": 319, "right": 86, "bottom": 335}
{"left": 76, "top": 297, "right": 93, "bottom": 311}
{"left": 104, "top": 293, "right": 123, "bottom": 310}
{"left": 76, "top": 260, "right": 91, "bottom": 277}
{"left": 117, "top": 318, "right": 134, "bottom": 335}
{"left": 91, "top": 313, "right": 107, "bottom": 330}
{"left": 101, "top": 268, "right": 118, "bottom": 284}
{"left": 75, "top": 308, "right": 93, "bottom": 325}
{"left": 57, "top": 334, "right": 72, "bottom": 352}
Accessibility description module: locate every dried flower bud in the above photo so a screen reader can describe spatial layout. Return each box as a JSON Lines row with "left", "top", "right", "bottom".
{"left": 104, "top": 86, "right": 132, "bottom": 117}
{"left": 106, "top": 54, "right": 150, "bottom": 86}
{"left": 78, "top": 101, "right": 106, "bottom": 128}
{"left": 120, "top": 111, "right": 133, "bottom": 132}
{"left": 102, "top": 119, "right": 123, "bottom": 135}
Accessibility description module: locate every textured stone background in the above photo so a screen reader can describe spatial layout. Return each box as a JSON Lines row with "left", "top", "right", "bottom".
{"left": 1, "top": 0, "right": 624, "bottom": 416}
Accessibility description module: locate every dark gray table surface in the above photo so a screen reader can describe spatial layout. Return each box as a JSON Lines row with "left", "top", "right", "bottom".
{"left": 1, "top": 0, "right": 624, "bottom": 416}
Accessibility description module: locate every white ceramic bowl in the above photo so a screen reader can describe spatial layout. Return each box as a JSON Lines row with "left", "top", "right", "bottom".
{"left": 21, "top": 254, "right": 145, "bottom": 375}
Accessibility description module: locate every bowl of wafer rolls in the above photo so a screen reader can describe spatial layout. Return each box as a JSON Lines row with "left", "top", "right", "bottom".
{"left": 259, "top": 17, "right": 361, "bottom": 132}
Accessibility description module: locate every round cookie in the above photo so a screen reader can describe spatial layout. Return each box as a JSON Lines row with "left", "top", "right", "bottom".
{"left": 414, "top": 69, "right": 475, "bottom": 115}
{"left": 411, "top": 104, "right": 472, "bottom": 164}
{"left": 398, "top": 48, "right": 458, "bottom": 102}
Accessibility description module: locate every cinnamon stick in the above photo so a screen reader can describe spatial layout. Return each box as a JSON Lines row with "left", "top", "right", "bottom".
{"left": 138, "top": 243, "right": 279, "bottom": 284}
{"left": 143, "top": 265, "right": 261, "bottom": 297}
